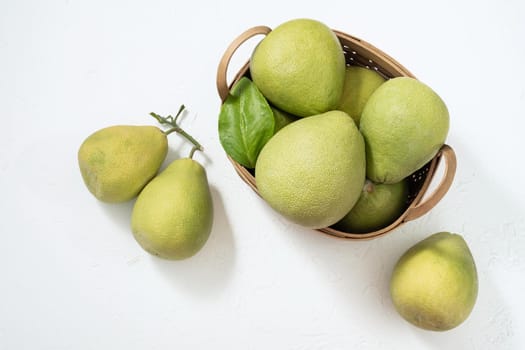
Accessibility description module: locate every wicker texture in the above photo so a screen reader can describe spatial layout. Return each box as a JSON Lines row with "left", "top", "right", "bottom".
{"left": 217, "top": 26, "right": 456, "bottom": 240}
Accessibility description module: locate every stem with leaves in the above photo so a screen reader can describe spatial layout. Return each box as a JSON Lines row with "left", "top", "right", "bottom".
{"left": 150, "top": 105, "right": 203, "bottom": 159}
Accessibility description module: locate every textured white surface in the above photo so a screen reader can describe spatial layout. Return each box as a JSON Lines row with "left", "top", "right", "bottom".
{"left": 1, "top": 0, "right": 524, "bottom": 349}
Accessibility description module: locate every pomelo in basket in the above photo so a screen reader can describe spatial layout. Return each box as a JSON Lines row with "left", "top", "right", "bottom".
{"left": 333, "top": 178, "right": 408, "bottom": 233}
{"left": 250, "top": 18, "right": 346, "bottom": 117}
{"left": 360, "top": 77, "right": 449, "bottom": 184}
{"left": 255, "top": 111, "right": 365, "bottom": 229}
{"left": 338, "top": 66, "right": 386, "bottom": 127}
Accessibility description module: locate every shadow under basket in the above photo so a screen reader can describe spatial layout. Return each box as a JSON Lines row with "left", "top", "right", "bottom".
{"left": 216, "top": 26, "right": 457, "bottom": 240}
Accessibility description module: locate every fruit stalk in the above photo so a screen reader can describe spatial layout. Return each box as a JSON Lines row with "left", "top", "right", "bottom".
{"left": 150, "top": 105, "right": 204, "bottom": 155}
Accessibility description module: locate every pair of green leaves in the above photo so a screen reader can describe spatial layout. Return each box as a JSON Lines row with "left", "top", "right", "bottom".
{"left": 218, "top": 77, "right": 275, "bottom": 169}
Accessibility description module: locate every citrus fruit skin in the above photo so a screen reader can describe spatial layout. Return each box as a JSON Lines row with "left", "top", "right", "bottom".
{"left": 333, "top": 179, "right": 408, "bottom": 233}
{"left": 390, "top": 232, "right": 478, "bottom": 331}
{"left": 255, "top": 111, "right": 365, "bottom": 229}
{"left": 250, "top": 18, "right": 346, "bottom": 117}
{"left": 338, "top": 66, "right": 386, "bottom": 127}
{"left": 78, "top": 125, "right": 167, "bottom": 203}
{"left": 271, "top": 106, "right": 297, "bottom": 133}
{"left": 360, "top": 77, "right": 449, "bottom": 184}
{"left": 131, "top": 158, "right": 213, "bottom": 260}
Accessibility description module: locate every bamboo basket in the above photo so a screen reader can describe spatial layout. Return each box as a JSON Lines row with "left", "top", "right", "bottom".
{"left": 216, "top": 26, "right": 456, "bottom": 240}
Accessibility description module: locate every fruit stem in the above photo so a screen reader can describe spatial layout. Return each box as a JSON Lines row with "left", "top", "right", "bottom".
{"left": 364, "top": 180, "right": 375, "bottom": 193}
{"left": 188, "top": 146, "right": 200, "bottom": 159}
{"left": 150, "top": 106, "right": 204, "bottom": 153}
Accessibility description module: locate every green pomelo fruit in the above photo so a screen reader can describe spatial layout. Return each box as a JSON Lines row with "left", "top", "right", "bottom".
{"left": 360, "top": 77, "right": 449, "bottom": 184}
{"left": 250, "top": 18, "right": 346, "bottom": 117}
{"left": 131, "top": 158, "right": 213, "bottom": 260}
{"left": 338, "top": 66, "right": 386, "bottom": 127}
{"left": 271, "top": 106, "right": 298, "bottom": 133}
{"left": 390, "top": 232, "right": 478, "bottom": 331}
{"left": 78, "top": 125, "right": 167, "bottom": 203}
{"left": 333, "top": 178, "right": 408, "bottom": 233}
{"left": 255, "top": 110, "right": 365, "bottom": 229}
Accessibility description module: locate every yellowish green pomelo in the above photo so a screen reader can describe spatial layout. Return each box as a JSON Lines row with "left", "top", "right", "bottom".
{"left": 250, "top": 18, "right": 346, "bottom": 117}
{"left": 131, "top": 158, "right": 213, "bottom": 260}
{"left": 78, "top": 125, "right": 167, "bottom": 203}
{"left": 360, "top": 77, "right": 449, "bottom": 184}
{"left": 333, "top": 178, "right": 408, "bottom": 233}
{"left": 338, "top": 66, "right": 386, "bottom": 126}
{"left": 255, "top": 110, "right": 365, "bottom": 229}
{"left": 390, "top": 232, "right": 478, "bottom": 331}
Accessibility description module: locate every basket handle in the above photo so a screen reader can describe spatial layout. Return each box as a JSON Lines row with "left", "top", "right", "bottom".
{"left": 216, "top": 26, "right": 272, "bottom": 102}
{"left": 404, "top": 144, "right": 457, "bottom": 222}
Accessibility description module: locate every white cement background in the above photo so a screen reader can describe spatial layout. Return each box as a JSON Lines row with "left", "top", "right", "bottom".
{"left": 1, "top": 0, "right": 524, "bottom": 349}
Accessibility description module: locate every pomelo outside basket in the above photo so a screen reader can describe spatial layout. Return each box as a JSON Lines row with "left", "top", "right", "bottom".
{"left": 216, "top": 25, "right": 457, "bottom": 240}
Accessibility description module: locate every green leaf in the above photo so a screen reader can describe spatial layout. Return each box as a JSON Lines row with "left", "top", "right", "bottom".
{"left": 218, "top": 77, "right": 275, "bottom": 169}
